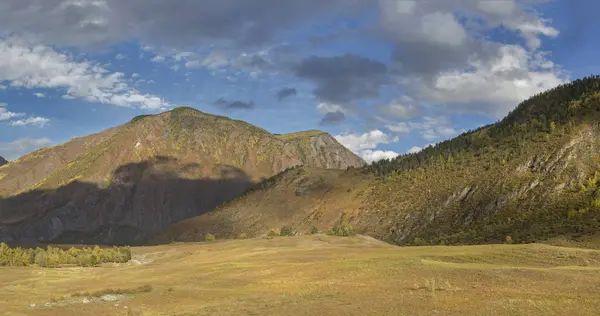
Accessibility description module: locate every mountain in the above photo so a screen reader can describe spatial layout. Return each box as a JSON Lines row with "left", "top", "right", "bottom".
{"left": 155, "top": 76, "right": 600, "bottom": 246}
{"left": 0, "top": 157, "right": 7, "bottom": 167}
{"left": 0, "top": 107, "right": 364, "bottom": 244}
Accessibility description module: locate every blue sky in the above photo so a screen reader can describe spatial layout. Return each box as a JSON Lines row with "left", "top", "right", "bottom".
{"left": 0, "top": 0, "right": 598, "bottom": 162}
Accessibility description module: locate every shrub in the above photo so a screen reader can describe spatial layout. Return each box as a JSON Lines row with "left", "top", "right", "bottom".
{"left": 267, "top": 228, "right": 281, "bottom": 237}
{"left": 280, "top": 226, "right": 295, "bottom": 236}
{"left": 237, "top": 233, "right": 248, "bottom": 239}
{"left": 205, "top": 233, "right": 216, "bottom": 242}
{"left": 411, "top": 237, "right": 428, "bottom": 246}
{"left": 504, "top": 235, "right": 514, "bottom": 244}
{"left": 310, "top": 226, "right": 319, "bottom": 234}
{"left": 92, "top": 245, "right": 103, "bottom": 264}
{"left": 77, "top": 250, "right": 98, "bottom": 267}
{"left": 326, "top": 225, "right": 356, "bottom": 237}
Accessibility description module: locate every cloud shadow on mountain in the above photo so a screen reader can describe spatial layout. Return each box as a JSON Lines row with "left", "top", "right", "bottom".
{"left": 0, "top": 156, "right": 255, "bottom": 246}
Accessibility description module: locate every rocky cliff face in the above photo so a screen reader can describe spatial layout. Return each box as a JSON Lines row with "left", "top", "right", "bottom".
{"left": 0, "top": 157, "right": 7, "bottom": 167}
{"left": 278, "top": 130, "right": 365, "bottom": 169}
{"left": 0, "top": 107, "right": 363, "bottom": 244}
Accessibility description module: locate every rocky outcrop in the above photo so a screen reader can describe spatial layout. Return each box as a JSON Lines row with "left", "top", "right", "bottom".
{"left": 0, "top": 156, "right": 7, "bottom": 167}
{"left": 282, "top": 132, "right": 365, "bottom": 169}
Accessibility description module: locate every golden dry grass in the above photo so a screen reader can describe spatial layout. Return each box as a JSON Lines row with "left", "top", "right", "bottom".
{"left": 274, "top": 130, "right": 327, "bottom": 141}
{"left": 2, "top": 235, "right": 600, "bottom": 315}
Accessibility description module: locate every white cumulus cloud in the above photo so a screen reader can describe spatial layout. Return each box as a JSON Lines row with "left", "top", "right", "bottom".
{"left": 335, "top": 130, "right": 399, "bottom": 152}
{"left": 360, "top": 149, "right": 400, "bottom": 163}
{"left": 378, "top": 0, "right": 565, "bottom": 119}
{"left": 9, "top": 116, "right": 50, "bottom": 127}
{"left": 0, "top": 105, "right": 24, "bottom": 121}
{"left": 0, "top": 38, "right": 170, "bottom": 110}
{"left": 407, "top": 146, "right": 422, "bottom": 154}
{"left": 421, "top": 45, "right": 568, "bottom": 118}
{"left": 150, "top": 55, "right": 165, "bottom": 63}
{"left": 335, "top": 130, "right": 401, "bottom": 163}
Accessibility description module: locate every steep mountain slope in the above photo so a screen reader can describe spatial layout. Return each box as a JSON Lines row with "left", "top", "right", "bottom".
{"left": 0, "top": 157, "right": 7, "bottom": 167}
{"left": 0, "top": 127, "right": 122, "bottom": 197}
{"left": 156, "top": 76, "right": 600, "bottom": 245}
{"left": 0, "top": 107, "right": 363, "bottom": 244}
{"left": 275, "top": 130, "right": 361, "bottom": 169}
{"left": 153, "top": 167, "right": 370, "bottom": 243}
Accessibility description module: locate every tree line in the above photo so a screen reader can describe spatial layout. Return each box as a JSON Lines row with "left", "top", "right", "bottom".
{"left": 0, "top": 243, "right": 132, "bottom": 268}
{"left": 365, "top": 75, "right": 600, "bottom": 177}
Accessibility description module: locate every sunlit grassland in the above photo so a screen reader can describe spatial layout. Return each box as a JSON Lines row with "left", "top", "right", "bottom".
{"left": 1, "top": 235, "right": 600, "bottom": 315}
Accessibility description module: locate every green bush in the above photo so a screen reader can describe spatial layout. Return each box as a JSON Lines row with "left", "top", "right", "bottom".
{"left": 326, "top": 225, "right": 356, "bottom": 237}
{"left": 205, "top": 233, "right": 216, "bottom": 242}
{"left": 267, "top": 228, "right": 281, "bottom": 238}
{"left": 411, "top": 238, "right": 429, "bottom": 246}
{"left": 237, "top": 233, "right": 248, "bottom": 239}
{"left": 280, "top": 226, "right": 295, "bottom": 236}
{"left": 0, "top": 243, "right": 132, "bottom": 268}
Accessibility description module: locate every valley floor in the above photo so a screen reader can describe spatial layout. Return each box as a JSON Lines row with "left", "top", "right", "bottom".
{"left": 1, "top": 235, "right": 600, "bottom": 315}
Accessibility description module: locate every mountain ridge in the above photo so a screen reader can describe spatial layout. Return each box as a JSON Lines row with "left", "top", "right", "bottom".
{"left": 155, "top": 75, "right": 600, "bottom": 246}
{"left": 0, "top": 107, "right": 364, "bottom": 244}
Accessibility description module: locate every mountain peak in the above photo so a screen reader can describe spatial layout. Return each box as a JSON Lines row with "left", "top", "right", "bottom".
{"left": 0, "top": 156, "right": 7, "bottom": 167}
{"left": 130, "top": 107, "right": 205, "bottom": 124}
{"left": 0, "top": 110, "right": 363, "bottom": 244}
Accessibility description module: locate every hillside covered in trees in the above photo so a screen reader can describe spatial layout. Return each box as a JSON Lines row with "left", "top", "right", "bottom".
{"left": 156, "top": 75, "right": 600, "bottom": 246}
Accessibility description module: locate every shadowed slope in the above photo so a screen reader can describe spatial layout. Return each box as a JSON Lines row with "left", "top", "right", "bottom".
{"left": 153, "top": 167, "right": 374, "bottom": 243}
{"left": 0, "top": 157, "right": 254, "bottom": 245}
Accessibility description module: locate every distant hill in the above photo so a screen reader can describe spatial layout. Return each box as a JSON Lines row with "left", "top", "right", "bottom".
{"left": 0, "top": 157, "right": 7, "bottom": 167}
{"left": 0, "top": 107, "right": 364, "bottom": 244}
{"left": 155, "top": 76, "right": 600, "bottom": 246}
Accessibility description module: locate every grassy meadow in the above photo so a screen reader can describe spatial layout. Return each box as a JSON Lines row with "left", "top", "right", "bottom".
{"left": 1, "top": 235, "right": 600, "bottom": 315}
